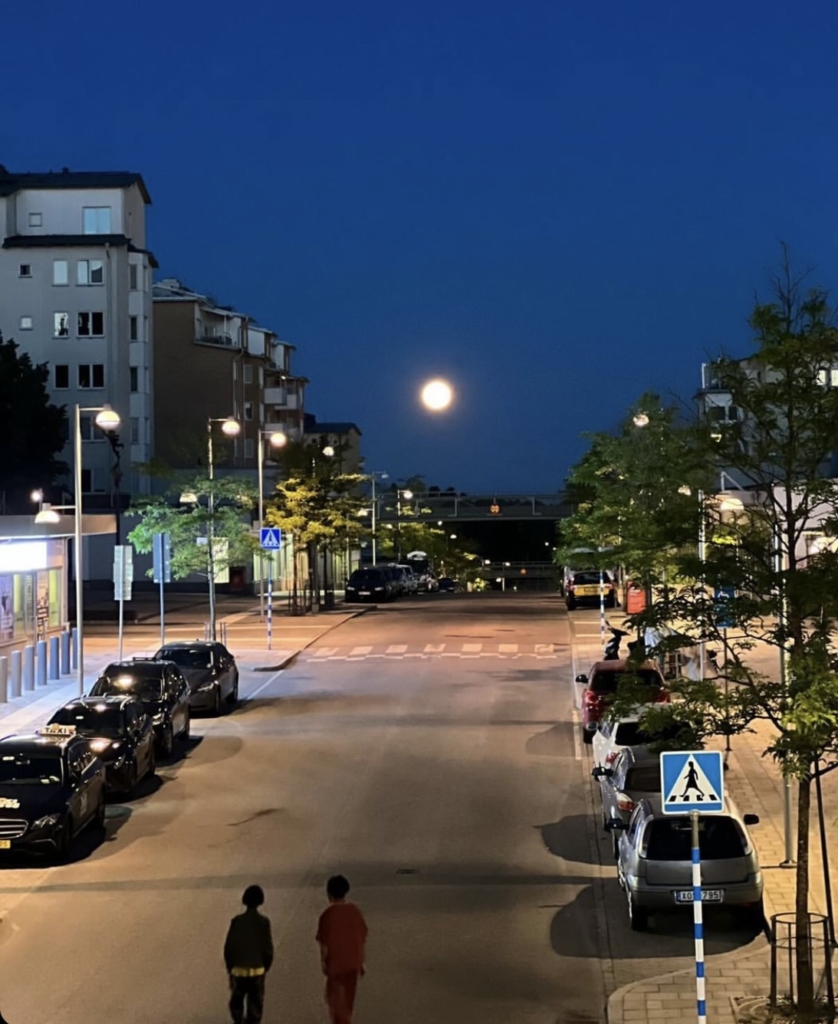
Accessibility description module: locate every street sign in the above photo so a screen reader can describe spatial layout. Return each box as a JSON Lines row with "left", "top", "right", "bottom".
{"left": 152, "top": 532, "right": 171, "bottom": 584}
{"left": 113, "top": 545, "right": 134, "bottom": 602}
{"left": 661, "top": 750, "right": 724, "bottom": 814}
{"left": 260, "top": 527, "right": 282, "bottom": 550}
{"left": 713, "top": 585, "right": 736, "bottom": 629}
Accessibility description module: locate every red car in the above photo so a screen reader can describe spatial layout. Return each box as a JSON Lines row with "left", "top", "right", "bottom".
{"left": 576, "top": 659, "right": 669, "bottom": 743}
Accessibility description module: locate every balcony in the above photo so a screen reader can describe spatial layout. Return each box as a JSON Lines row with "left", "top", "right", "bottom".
{"left": 264, "top": 387, "right": 300, "bottom": 408}
{"left": 195, "top": 332, "right": 239, "bottom": 349}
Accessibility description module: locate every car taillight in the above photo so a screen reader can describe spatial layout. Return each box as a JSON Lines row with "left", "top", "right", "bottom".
{"left": 617, "top": 797, "right": 635, "bottom": 812}
{"left": 605, "top": 751, "right": 619, "bottom": 765}
{"left": 655, "top": 691, "right": 671, "bottom": 704}
{"left": 583, "top": 691, "right": 599, "bottom": 705}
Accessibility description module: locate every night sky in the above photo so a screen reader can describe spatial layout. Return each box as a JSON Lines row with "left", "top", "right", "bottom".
{"left": 5, "top": 1, "right": 838, "bottom": 493}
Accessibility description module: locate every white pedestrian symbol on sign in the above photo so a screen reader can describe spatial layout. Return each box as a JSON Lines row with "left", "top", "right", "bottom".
{"left": 260, "top": 527, "right": 282, "bottom": 550}
{"left": 677, "top": 758, "right": 717, "bottom": 803}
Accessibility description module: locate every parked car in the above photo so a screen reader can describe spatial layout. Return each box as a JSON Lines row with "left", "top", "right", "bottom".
{"left": 153, "top": 641, "right": 239, "bottom": 716}
{"left": 592, "top": 712, "right": 660, "bottom": 768}
{"left": 48, "top": 696, "right": 156, "bottom": 796}
{"left": 576, "top": 660, "right": 669, "bottom": 744}
{"left": 565, "top": 570, "right": 616, "bottom": 610}
{"left": 345, "top": 568, "right": 394, "bottom": 602}
{"left": 424, "top": 572, "right": 440, "bottom": 593}
{"left": 396, "top": 564, "right": 419, "bottom": 594}
{"left": 377, "top": 564, "right": 404, "bottom": 596}
{"left": 592, "top": 746, "right": 661, "bottom": 855}
{"left": 88, "top": 659, "right": 191, "bottom": 752}
{"left": 608, "top": 795, "right": 763, "bottom": 931}
{"left": 437, "top": 577, "right": 457, "bottom": 592}
{"left": 0, "top": 726, "right": 107, "bottom": 860}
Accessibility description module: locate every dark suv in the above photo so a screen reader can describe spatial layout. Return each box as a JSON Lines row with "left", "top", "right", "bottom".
{"left": 345, "top": 568, "right": 393, "bottom": 602}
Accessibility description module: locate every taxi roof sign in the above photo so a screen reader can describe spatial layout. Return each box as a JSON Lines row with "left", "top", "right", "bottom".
{"left": 37, "top": 724, "right": 77, "bottom": 738}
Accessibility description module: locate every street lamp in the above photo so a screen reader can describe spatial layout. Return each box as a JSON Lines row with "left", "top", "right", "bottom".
{"left": 63, "top": 403, "right": 120, "bottom": 696}
{"left": 364, "top": 471, "right": 389, "bottom": 565}
{"left": 206, "top": 415, "right": 241, "bottom": 640}
{"left": 396, "top": 488, "right": 413, "bottom": 562}
{"left": 257, "top": 430, "right": 288, "bottom": 617}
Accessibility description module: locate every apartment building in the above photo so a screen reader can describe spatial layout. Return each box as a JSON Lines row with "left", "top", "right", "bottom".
{"left": 304, "top": 413, "right": 363, "bottom": 474}
{"left": 0, "top": 167, "right": 155, "bottom": 503}
{"left": 152, "top": 279, "right": 307, "bottom": 470}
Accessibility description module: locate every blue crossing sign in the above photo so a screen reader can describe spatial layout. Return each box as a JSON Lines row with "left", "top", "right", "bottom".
{"left": 661, "top": 750, "right": 724, "bottom": 814}
{"left": 713, "top": 585, "right": 736, "bottom": 629}
{"left": 260, "top": 527, "right": 282, "bottom": 550}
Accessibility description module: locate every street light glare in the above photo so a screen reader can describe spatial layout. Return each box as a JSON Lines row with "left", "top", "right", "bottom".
{"left": 268, "top": 431, "right": 288, "bottom": 448}
{"left": 221, "top": 416, "right": 241, "bottom": 437}
{"left": 632, "top": 412, "right": 650, "bottom": 428}
{"left": 95, "top": 406, "right": 121, "bottom": 431}
{"left": 420, "top": 378, "right": 453, "bottom": 411}
{"left": 323, "top": 446, "right": 335, "bottom": 458}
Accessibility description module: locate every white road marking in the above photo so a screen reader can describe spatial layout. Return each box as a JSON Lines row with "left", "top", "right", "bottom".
{"left": 349, "top": 646, "right": 373, "bottom": 656}
{"left": 535, "top": 643, "right": 554, "bottom": 654}
{"left": 386, "top": 644, "right": 408, "bottom": 654}
{"left": 310, "top": 647, "right": 339, "bottom": 659}
{"left": 462, "top": 643, "right": 482, "bottom": 652}
{"left": 572, "top": 708, "right": 583, "bottom": 761}
{"left": 246, "top": 669, "right": 284, "bottom": 701}
{"left": 424, "top": 644, "right": 445, "bottom": 652}
{"left": 498, "top": 644, "right": 518, "bottom": 653}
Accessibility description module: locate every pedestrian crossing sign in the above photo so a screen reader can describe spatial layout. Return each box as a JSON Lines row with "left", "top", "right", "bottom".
{"left": 260, "top": 527, "right": 282, "bottom": 550}
{"left": 661, "top": 750, "right": 724, "bottom": 814}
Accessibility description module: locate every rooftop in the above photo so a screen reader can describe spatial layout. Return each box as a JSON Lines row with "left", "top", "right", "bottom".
{"left": 0, "top": 167, "right": 151, "bottom": 203}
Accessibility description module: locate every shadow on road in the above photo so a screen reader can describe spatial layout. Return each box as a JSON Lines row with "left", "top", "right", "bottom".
{"left": 538, "top": 815, "right": 600, "bottom": 865}
{"left": 526, "top": 722, "right": 574, "bottom": 757}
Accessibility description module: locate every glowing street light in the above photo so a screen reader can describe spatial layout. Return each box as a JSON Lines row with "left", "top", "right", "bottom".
{"left": 420, "top": 379, "right": 453, "bottom": 412}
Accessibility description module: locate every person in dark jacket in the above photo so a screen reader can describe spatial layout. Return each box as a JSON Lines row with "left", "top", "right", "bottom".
{"left": 224, "top": 884, "right": 274, "bottom": 1024}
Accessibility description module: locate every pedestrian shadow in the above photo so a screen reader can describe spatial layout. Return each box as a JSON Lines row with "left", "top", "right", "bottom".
{"left": 526, "top": 722, "right": 574, "bottom": 757}
{"left": 550, "top": 881, "right": 764, "bottom": 960}
{"left": 538, "top": 815, "right": 600, "bottom": 865}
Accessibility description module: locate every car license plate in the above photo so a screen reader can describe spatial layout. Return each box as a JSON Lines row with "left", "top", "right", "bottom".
{"left": 576, "top": 586, "right": 598, "bottom": 596}
{"left": 674, "top": 889, "right": 723, "bottom": 903}
{"left": 359, "top": 591, "right": 370, "bottom": 596}
{"left": 0, "top": 840, "right": 11, "bottom": 850}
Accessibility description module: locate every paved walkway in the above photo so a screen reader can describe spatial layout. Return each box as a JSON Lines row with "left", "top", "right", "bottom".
{"left": 573, "top": 631, "right": 838, "bottom": 1024}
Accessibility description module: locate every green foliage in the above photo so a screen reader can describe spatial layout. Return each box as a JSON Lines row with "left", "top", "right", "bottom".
{"left": 126, "top": 475, "right": 257, "bottom": 580}
{"left": 0, "top": 334, "right": 67, "bottom": 505}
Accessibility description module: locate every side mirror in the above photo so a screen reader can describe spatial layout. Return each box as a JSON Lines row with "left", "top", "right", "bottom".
{"left": 591, "top": 766, "right": 613, "bottom": 779}
{"left": 743, "top": 813, "right": 760, "bottom": 826}
{"left": 604, "top": 817, "right": 626, "bottom": 832}
{"left": 575, "top": 674, "right": 588, "bottom": 684}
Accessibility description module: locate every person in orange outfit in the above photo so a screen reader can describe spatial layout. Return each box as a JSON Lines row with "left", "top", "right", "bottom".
{"left": 316, "top": 875, "right": 368, "bottom": 1024}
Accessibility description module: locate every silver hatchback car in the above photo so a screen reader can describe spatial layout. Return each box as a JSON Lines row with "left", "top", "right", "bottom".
{"left": 607, "top": 795, "right": 763, "bottom": 931}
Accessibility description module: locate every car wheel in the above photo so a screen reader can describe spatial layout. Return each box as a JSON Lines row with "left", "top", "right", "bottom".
{"left": 55, "top": 818, "right": 73, "bottom": 863}
{"left": 159, "top": 723, "right": 174, "bottom": 758}
{"left": 742, "top": 901, "right": 765, "bottom": 930}
{"left": 227, "top": 674, "right": 239, "bottom": 707}
{"left": 606, "top": 594, "right": 616, "bottom": 608}
{"left": 567, "top": 599, "right": 577, "bottom": 611}
{"left": 611, "top": 832, "right": 620, "bottom": 860}
{"left": 181, "top": 711, "right": 191, "bottom": 741}
{"left": 583, "top": 729, "right": 593, "bottom": 745}
{"left": 628, "top": 891, "right": 649, "bottom": 932}
{"left": 212, "top": 686, "right": 222, "bottom": 717}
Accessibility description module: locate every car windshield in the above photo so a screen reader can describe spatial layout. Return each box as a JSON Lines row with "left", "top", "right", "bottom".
{"left": 0, "top": 753, "right": 62, "bottom": 785}
{"left": 574, "top": 572, "right": 609, "bottom": 585}
{"left": 50, "top": 706, "right": 126, "bottom": 739}
{"left": 590, "top": 670, "right": 662, "bottom": 693}
{"left": 91, "top": 671, "right": 163, "bottom": 699}
{"left": 625, "top": 767, "right": 660, "bottom": 792}
{"left": 156, "top": 648, "right": 211, "bottom": 670}
{"left": 350, "top": 571, "right": 382, "bottom": 584}
{"left": 646, "top": 817, "right": 746, "bottom": 861}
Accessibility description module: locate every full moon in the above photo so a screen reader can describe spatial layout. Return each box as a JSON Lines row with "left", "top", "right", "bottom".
{"left": 420, "top": 378, "right": 453, "bottom": 411}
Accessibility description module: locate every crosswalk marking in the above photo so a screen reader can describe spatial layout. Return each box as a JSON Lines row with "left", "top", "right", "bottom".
{"left": 386, "top": 644, "right": 408, "bottom": 654}
{"left": 349, "top": 646, "right": 373, "bottom": 657}
{"left": 310, "top": 646, "right": 339, "bottom": 659}
{"left": 462, "top": 643, "right": 482, "bottom": 652}
{"left": 535, "top": 643, "right": 554, "bottom": 654}
{"left": 498, "top": 644, "right": 518, "bottom": 653}
{"left": 424, "top": 644, "right": 445, "bottom": 653}
{"left": 302, "top": 642, "right": 559, "bottom": 663}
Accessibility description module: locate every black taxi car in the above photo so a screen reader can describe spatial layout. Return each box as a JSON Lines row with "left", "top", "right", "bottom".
{"left": 48, "top": 696, "right": 156, "bottom": 796}
{"left": 88, "top": 659, "right": 191, "bottom": 756}
{"left": 0, "top": 725, "right": 106, "bottom": 860}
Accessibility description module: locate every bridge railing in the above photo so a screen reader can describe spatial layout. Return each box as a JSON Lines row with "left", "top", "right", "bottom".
{"left": 376, "top": 492, "right": 571, "bottom": 521}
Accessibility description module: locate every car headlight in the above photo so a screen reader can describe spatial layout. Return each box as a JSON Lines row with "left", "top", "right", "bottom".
{"left": 89, "top": 738, "right": 111, "bottom": 754}
{"left": 152, "top": 712, "right": 166, "bottom": 724}
{"left": 197, "top": 682, "right": 216, "bottom": 692}
{"left": 33, "top": 813, "right": 62, "bottom": 831}
{"left": 374, "top": 587, "right": 384, "bottom": 591}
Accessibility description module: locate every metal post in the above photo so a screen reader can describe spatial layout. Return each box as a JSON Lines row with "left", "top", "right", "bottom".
{"left": 23, "top": 645, "right": 34, "bottom": 691}
{"left": 777, "top": 531, "right": 795, "bottom": 866}
{"left": 36, "top": 640, "right": 47, "bottom": 686}
{"left": 159, "top": 568, "right": 165, "bottom": 649}
{"left": 599, "top": 568, "right": 606, "bottom": 649}
{"left": 267, "top": 555, "right": 273, "bottom": 651}
{"left": 74, "top": 402, "right": 84, "bottom": 697}
{"left": 0, "top": 656, "right": 7, "bottom": 703}
{"left": 117, "top": 585, "right": 124, "bottom": 662}
{"left": 207, "top": 421, "right": 217, "bottom": 642}
{"left": 258, "top": 434, "right": 264, "bottom": 619}
{"left": 9, "top": 650, "right": 21, "bottom": 698}
{"left": 815, "top": 763, "right": 836, "bottom": 947}
{"left": 371, "top": 475, "right": 377, "bottom": 565}
{"left": 60, "top": 630, "right": 70, "bottom": 675}
{"left": 723, "top": 626, "right": 731, "bottom": 755}
{"left": 49, "top": 635, "right": 60, "bottom": 680}
{"left": 698, "top": 489, "right": 706, "bottom": 680}
{"left": 691, "top": 810, "right": 707, "bottom": 1024}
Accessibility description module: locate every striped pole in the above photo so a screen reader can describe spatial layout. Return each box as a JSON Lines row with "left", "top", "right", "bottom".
{"left": 267, "top": 556, "right": 273, "bottom": 651}
{"left": 599, "top": 569, "right": 607, "bottom": 651}
{"left": 691, "top": 810, "right": 707, "bottom": 1024}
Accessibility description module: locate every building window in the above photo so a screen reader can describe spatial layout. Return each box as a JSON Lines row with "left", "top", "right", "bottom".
{"left": 28, "top": 212, "right": 42, "bottom": 228}
{"left": 129, "top": 316, "right": 138, "bottom": 341}
{"left": 81, "top": 468, "right": 106, "bottom": 493}
{"left": 77, "top": 260, "right": 104, "bottom": 285}
{"left": 79, "top": 416, "right": 106, "bottom": 441}
{"left": 130, "top": 417, "right": 140, "bottom": 444}
{"left": 244, "top": 402, "right": 254, "bottom": 421}
{"left": 52, "top": 260, "right": 68, "bottom": 286}
{"left": 82, "top": 207, "right": 111, "bottom": 234}
{"left": 54, "top": 365, "right": 69, "bottom": 389}
{"left": 243, "top": 364, "right": 253, "bottom": 384}
{"left": 19, "top": 264, "right": 31, "bottom": 278}
{"left": 129, "top": 367, "right": 138, "bottom": 392}
{"left": 78, "top": 364, "right": 105, "bottom": 389}
{"left": 19, "top": 316, "right": 32, "bottom": 331}
{"left": 129, "top": 265, "right": 138, "bottom": 291}
{"left": 77, "top": 312, "right": 104, "bottom": 337}
{"left": 54, "top": 313, "right": 69, "bottom": 338}
{"left": 244, "top": 438, "right": 255, "bottom": 459}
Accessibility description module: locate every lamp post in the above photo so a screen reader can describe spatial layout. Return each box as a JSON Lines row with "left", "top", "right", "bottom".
{"left": 367, "top": 471, "right": 389, "bottom": 565}
{"left": 257, "top": 429, "right": 288, "bottom": 618}
{"left": 396, "top": 489, "right": 413, "bottom": 562}
{"left": 50, "top": 404, "right": 122, "bottom": 697}
{"left": 207, "top": 415, "right": 240, "bottom": 640}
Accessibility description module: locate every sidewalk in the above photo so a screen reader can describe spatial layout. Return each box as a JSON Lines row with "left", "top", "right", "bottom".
{"left": 0, "top": 601, "right": 369, "bottom": 736}
{"left": 572, "top": 631, "right": 836, "bottom": 1024}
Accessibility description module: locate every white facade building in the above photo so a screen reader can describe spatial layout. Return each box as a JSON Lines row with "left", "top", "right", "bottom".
{"left": 0, "top": 167, "right": 156, "bottom": 501}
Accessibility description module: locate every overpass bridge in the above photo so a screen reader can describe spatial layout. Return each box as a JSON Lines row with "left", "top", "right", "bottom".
{"left": 376, "top": 492, "right": 571, "bottom": 523}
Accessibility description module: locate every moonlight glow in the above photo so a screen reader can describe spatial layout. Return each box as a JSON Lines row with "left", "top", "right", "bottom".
{"left": 420, "top": 378, "right": 453, "bottom": 411}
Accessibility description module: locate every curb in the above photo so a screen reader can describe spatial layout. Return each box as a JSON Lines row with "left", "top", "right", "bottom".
{"left": 252, "top": 605, "right": 376, "bottom": 671}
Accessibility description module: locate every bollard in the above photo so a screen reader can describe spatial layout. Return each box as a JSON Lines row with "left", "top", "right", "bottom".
{"left": 9, "top": 651, "right": 21, "bottom": 698}
{"left": 49, "top": 636, "right": 60, "bottom": 681}
{"left": 0, "top": 657, "right": 7, "bottom": 703}
{"left": 36, "top": 640, "right": 48, "bottom": 687}
{"left": 23, "top": 645, "right": 35, "bottom": 692}
{"left": 60, "top": 631, "right": 71, "bottom": 675}
{"left": 71, "top": 627, "right": 78, "bottom": 671}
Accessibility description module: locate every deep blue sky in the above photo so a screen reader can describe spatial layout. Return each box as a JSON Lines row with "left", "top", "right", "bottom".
{"left": 5, "top": 1, "right": 838, "bottom": 492}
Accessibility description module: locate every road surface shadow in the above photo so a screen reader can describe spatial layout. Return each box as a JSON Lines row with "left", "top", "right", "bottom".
{"left": 539, "top": 815, "right": 600, "bottom": 865}
{"left": 157, "top": 734, "right": 204, "bottom": 766}
{"left": 526, "top": 722, "right": 575, "bottom": 757}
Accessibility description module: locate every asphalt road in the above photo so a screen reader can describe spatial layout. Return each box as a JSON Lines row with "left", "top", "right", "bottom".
{"left": 0, "top": 594, "right": 761, "bottom": 1023}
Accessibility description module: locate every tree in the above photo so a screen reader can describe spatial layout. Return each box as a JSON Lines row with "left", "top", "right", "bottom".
{"left": 635, "top": 256, "right": 838, "bottom": 1013}
{"left": 0, "top": 334, "right": 67, "bottom": 510}
{"left": 127, "top": 475, "right": 257, "bottom": 635}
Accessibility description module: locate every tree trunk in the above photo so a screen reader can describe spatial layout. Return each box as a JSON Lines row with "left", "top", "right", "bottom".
{"left": 795, "top": 773, "right": 815, "bottom": 1013}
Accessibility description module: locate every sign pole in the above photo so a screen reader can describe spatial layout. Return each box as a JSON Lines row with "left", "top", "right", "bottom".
{"left": 117, "top": 584, "right": 124, "bottom": 662}
{"left": 599, "top": 568, "right": 606, "bottom": 649}
{"left": 159, "top": 569, "right": 165, "bottom": 649}
{"left": 267, "top": 554, "right": 273, "bottom": 651}
{"left": 691, "top": 809, "right": 707, "bottom": 1024}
